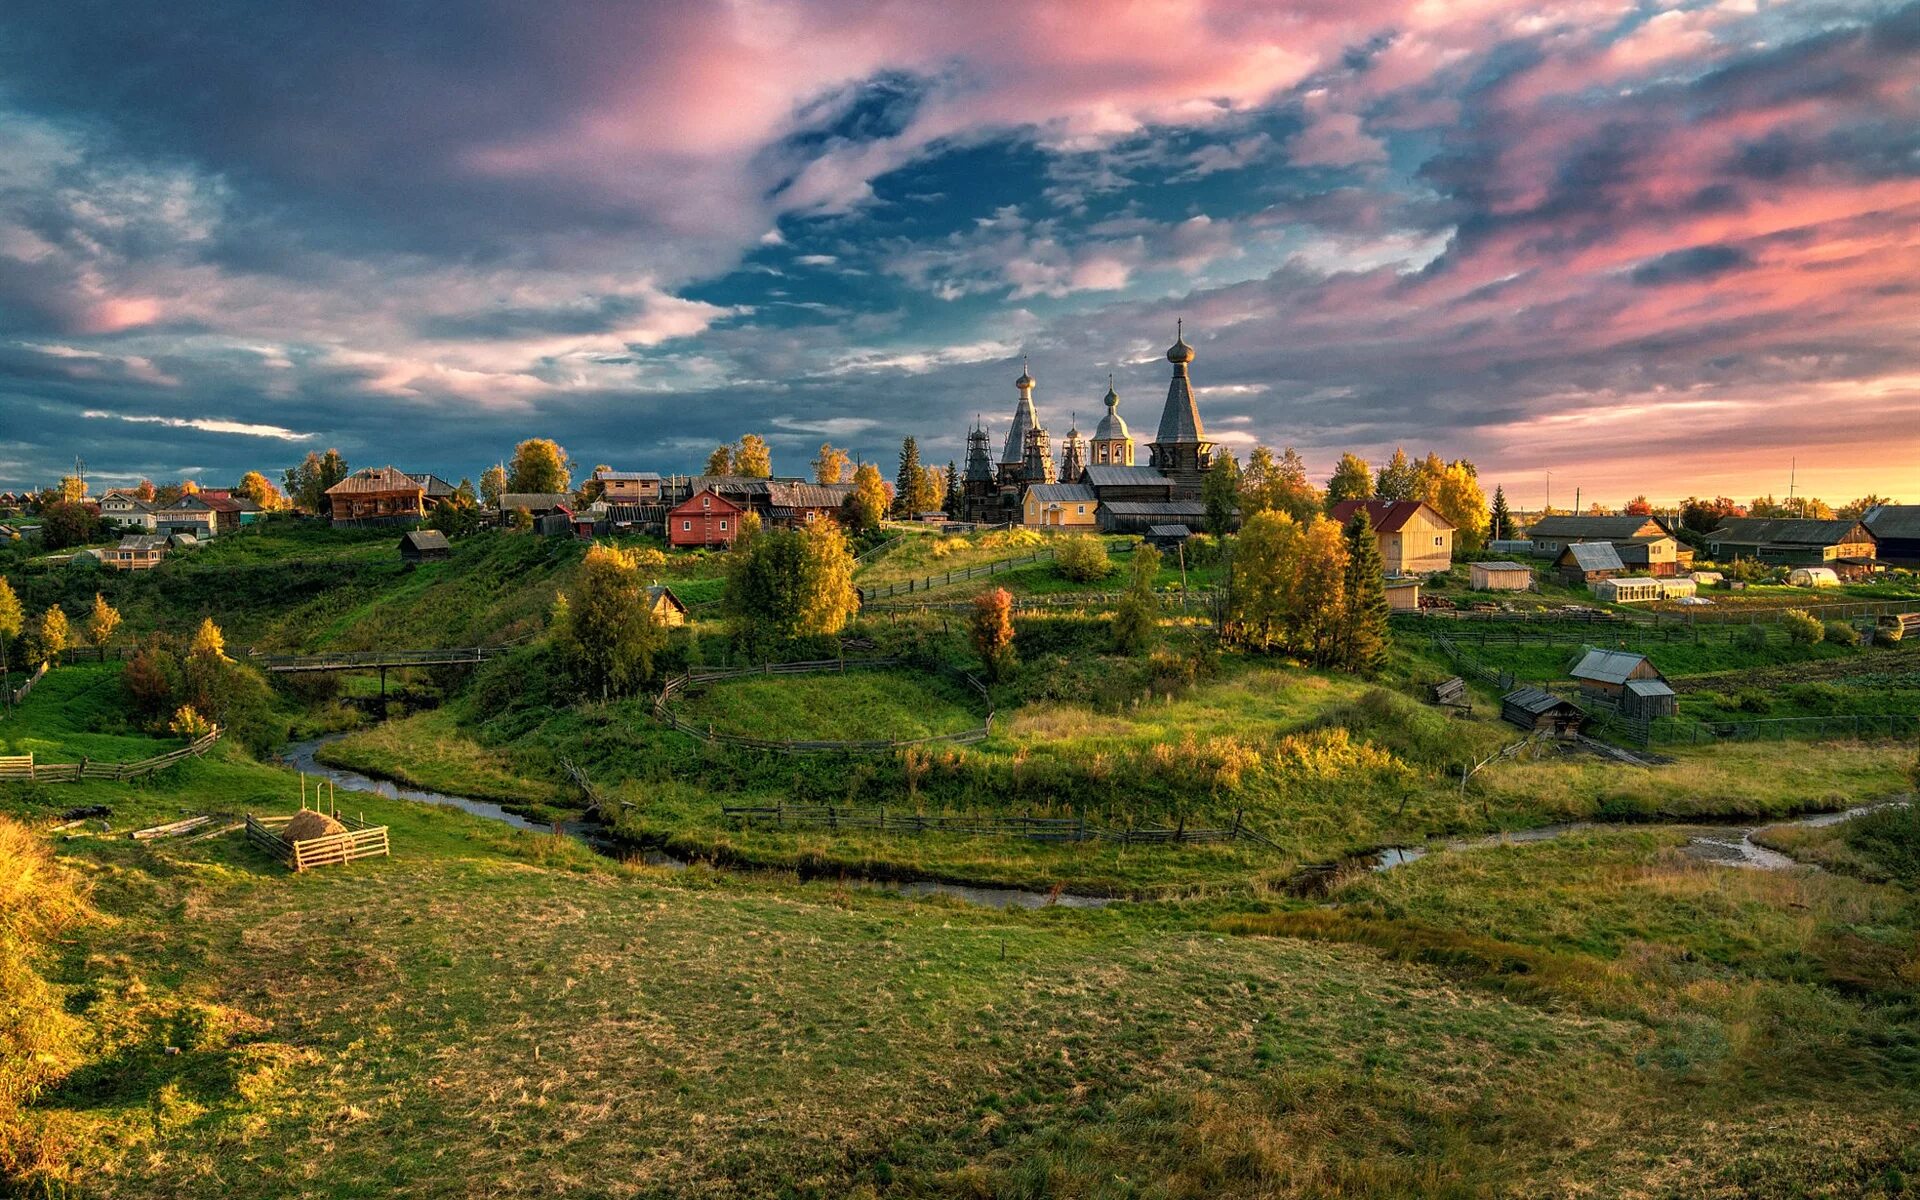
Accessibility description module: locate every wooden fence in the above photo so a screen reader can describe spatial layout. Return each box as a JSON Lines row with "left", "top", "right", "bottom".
{"left": 721, "top": 802, "right": 1279, "bottom": 848}
{"left": 1640, "top": 712, "right": 1920, "bottom": 746}
{"left": 1429, "top": 634, "right": 1515, "bottom": 692}
{"left": 653, "top": 659, "right": 993, "bottom": 753}
{"left": 245, "top": 811, "right": 391, "bottom": 871}
{"left": 7, "top": 661, "right": 48, "bottom": 706}
{"left": 857, "top": 548, "right": 1059, "bottom": 602}
{"left": 0, "top": 727, "right": 222, "bottom": 783}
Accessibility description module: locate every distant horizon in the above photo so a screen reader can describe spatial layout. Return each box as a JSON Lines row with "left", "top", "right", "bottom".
{"left": 3, "top": 2, "right": 1916, "bottom": 508}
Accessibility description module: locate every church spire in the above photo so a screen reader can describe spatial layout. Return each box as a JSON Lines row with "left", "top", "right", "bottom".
{"left": 1148, "top": 320, "right": 1213, "bottom": 499}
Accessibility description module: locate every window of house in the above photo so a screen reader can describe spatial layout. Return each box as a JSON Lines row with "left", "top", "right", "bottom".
{"left": 1435, "top": 536, "right": 1444, "bottom": 546}
{"left": 719, "top": 519, "right": 728, "bottom": 531}
{"left": 702, "top": 496, "right": 711, "bottom": 508}
{"left": 682, "top": 520, "right": 692, "bottom": 531}
{"left": 1077, "top": 505, "right": 1086, "bottom": 514}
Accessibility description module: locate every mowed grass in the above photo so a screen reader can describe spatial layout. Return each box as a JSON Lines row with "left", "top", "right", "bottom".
{"left": 672, "top": 668, "right": 987, "bottom": 742}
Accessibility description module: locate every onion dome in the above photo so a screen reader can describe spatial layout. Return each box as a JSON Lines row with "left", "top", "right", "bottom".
{"left": 1166, "top": 319, "right": 1195, "bottom": 366}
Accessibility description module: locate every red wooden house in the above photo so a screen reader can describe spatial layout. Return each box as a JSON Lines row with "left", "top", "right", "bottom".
{"left": 668, "top": 488, "right": 745, "bottom": 548}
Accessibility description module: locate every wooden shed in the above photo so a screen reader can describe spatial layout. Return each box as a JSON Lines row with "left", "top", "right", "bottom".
{"left": 1385, "top": 579, "right": 1422, "bottom": 612}
{"left": 647, "top": 585, "right": 689, "bottom": 628}
{"left": 1501, "top": 687, "right": 1586, "bottom": 734}
{"left": 1569, "top": 649, "right": 1676, "bottom": 718}
{"left": 1470, "top": 561, "right": 1532, "bottom": 591}
{"left": 399, "top": 529, "right": 451, "bottom": 563}
{"left": 1555, "top": 541, "right": 1625, "bottom": 585}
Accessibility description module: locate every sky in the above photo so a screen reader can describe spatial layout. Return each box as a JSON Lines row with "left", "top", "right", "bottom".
{"left": 1, "top": 0, "right": 1917, "bottom": 509}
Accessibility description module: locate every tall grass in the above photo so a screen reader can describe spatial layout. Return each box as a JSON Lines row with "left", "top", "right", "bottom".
{"left": 0, "top": 818, "right": 90, "bottom": 1173}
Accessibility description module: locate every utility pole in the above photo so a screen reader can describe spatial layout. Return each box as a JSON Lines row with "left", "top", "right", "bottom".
{"left": 1544, "top": 470, "right": 1552, "bottom": 517}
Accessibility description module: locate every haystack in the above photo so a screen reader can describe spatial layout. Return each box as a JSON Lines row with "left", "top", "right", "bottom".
{"left": 281, "top": 809, "right": 348, "bottom": 843}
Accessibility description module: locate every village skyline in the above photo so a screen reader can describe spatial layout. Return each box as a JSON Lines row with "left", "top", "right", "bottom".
{"left": 2, "top": 1, "right": 1918, "bottom": 504}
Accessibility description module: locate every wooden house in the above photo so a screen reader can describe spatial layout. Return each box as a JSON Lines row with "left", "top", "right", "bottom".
{"left": 1525, "top": 515, "right": 1671, "bottom": 558}
{"left": 105, "top": 534, "right": 168, "bottom": 571}
{"left": 1385, "top": 579, "right": 1422, "bottom": 611}
{"left": 1555, "top": 541, "right": 1625, "bottom": 584}
{"left": 156, "top": 493, "right": 241, "bottom": 537}
{"left": 1705, "top": 518, "right": 1877, "bottom": 570}
{"left": 399, "top": 529, "right": 451, "bottom": 563}
{"left": 765, "top": 482, "right": 854, "bottom": 528}
{"left": 1863, "top": 505, "right": 1920, "bottom": 567}
{"left": 1329, "top": 499, "right": 1454, "bottom": 576}
{"left": 1569, "top": 649, "right": 1676, "bottom": 718}
{"left": 326, "top": 467, "right": 427, "bottom": 526}
{"left": 497, "top": 493, "right": 574, "bottom": 523}
{"left": 98, "top": 489, "right": 156, "bottom": 530}
{"left": 669, "top": 488, "right": 745, "bottom": 548}
{"left": 646, "top": 585, "right": 689, "bottom": 628}
{"left": 1021, "top": 483, "right": 1098, "bottom": 529}
{"left": 1501, "top": 687, "right": 1586, "bottom": 734}
{"left": 595, "top": 469, "right": 662, "bottom": 503}
{"left": 1470, "top": 561, "right": 1532, "bottom": 591}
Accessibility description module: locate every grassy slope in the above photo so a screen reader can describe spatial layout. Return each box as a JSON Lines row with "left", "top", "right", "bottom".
{"left": 671, "top": 669, "right": 986, "bottom": 741}
{"left": 4, "top": 723, "right": 1917, "bottom": 1196}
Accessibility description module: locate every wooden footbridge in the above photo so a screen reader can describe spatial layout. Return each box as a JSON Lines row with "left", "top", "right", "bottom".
{"left": 248, "top": 646, "right": 510, "bottom": 673}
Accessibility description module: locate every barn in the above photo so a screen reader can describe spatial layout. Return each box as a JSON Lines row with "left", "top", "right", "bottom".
{"left": 1569, "top": 649, "right": 1676, "bottom": 718}
{"left": 1501, "top": 687, "right": 1586, "bottom": 734}
{"left": 1863, "top": 505, "right": 1920, "bottom": 567}
{"left": 646, "top": 585, "right": 689, "bottom": 628}
{"left": 1470, "top": 561, "right": 1532, "bottom": 591}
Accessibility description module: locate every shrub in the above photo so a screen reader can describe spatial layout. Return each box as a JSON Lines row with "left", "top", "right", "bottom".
{"left": 1823, "top": 620, "right": 1860, "bottom": 647}
{"left": 1786, "top": 682, "right": 1845, "bottom": 709}
{"left": 969, "top": 588, "right": 1017, "bottom": 681}
{"left": 1054, "top": 535, "right": 1113, "bottom": 582}
{"left": 1735, "top": 689, "right": 1771, "bottom": 714}
{"left": 1736, "top": 624, "right": 1770, "bottom": 651}
{"left": 1878, "top": 619, "right": 1904, "bottom": 644}
{"left": 0, "top": 818, "right": 90, "bottom": 1153}
{"left": 1780, "top": 608, "right": 1823, "bottom": 645}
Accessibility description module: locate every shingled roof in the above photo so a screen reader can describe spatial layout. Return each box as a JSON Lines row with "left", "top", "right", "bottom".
{"left": 326, "top": 466, "right": 426, "bottom": 495}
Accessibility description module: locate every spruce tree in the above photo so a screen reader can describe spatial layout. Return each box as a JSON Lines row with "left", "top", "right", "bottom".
{"left": 1488, "top": 485, "right": 1513, "bottom": 542}
{"left": 895, "top": 437, "right": 922, "bottom": 518}
{"left": 943, "top": 461, "right": 962, "bottom": 517}
{"left": 1341, "top": 512, "right": 1391, "bottom": 674}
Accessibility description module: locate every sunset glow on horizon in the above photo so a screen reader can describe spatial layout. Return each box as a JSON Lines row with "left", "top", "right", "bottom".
{"left": 1, "top": 0, "right": 1917, "bottom": 506}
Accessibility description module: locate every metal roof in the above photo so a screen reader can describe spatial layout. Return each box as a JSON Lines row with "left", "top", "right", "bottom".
{"left": 117, "top": 535, "right": 167, "bottom": 550}
{"left": 1101, "top": 500, "right": 1209, "bottom": 517}
{"left": 765, "top": 482, "right": 854, "bottom": 508}
{"left": 1330, "top": 499, "right": 1451, "bottom": 533}
{"left": 498, "top": 493, "right": 574, "bottom": 511}
{"left": 1863, "top": 505, "right": 1920, "bottom": 539}
{"left": 1625, "top": 679, "right": 1676, "bottom": 699}
{"left": 1026, "top": 483, "right": 1096, "bottom": 504}
{"left": 1707, "top": 518, "right": 1870, "bottom": 546}
{"left": 1473, "top": 561, "right": 1531, "bottom": 572}
{"left": 401, "top": 530, "right": 450, "bottom": 550}
{"left": 1563, "top": 542, "right": 1625, "bottom": 572}
{"left": 1145, "top": 524, "right": 1192, "bottom": 538}
{"left": 1570, "top": 648, "right": 1651, "bottom": 685}
{"left": 1528, "top": 515, "right": 1668, "bottom": 539}
{"left": 596, "top": 469, "right": 662, "bottom": 481}
{"left": 1082, "top": 464, "right": 1174, "bottom": 490}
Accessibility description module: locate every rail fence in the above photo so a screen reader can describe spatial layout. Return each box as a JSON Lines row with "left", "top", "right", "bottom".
{"left": 249, "top": 646, "right": 507, "bottom": 671}
{"left": 653, "top": 658, "right": 993, "bottom": 753}
{"left": 858, "top": 548, "right": 1060, "bottom": 602}
{"left": 7, "top": 661, "right": 48, "bottom": 705}
{"left": 721, "top": 802, "right": 1279, "bottom": 849}
{"left": 246, "top": 811, "right": 391, "bottom": 871}
{"left": 1429, "top": 634, "right": 1516, "bottom": 692}
{"left": 0, "top": 727, "right": 222, "bottom": 783}
{"left": 1644, "top": 712, "right": 1920, "bottom": 746}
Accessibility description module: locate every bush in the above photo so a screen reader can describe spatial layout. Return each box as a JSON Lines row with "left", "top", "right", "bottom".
{"left": 1877, "top": 619, "right": 1904, "bottom": 644}
{"left": 1780, "top": 608, "right": 1823, "bottom": 645}
{"left": 1735, "top": 689, "right": 1771, "bottom": 714}
{"left": 1824, "top": 620, "right": 1860, "bottom": 647}
{"left": 0, "top": 818, "right": 90, "bottom": 1151}
{"left": 1736, "top": 624, "right": 1770, "bottom": 651}
{"left": 1054, "top": 535, "right": 1113, "bottom": 582}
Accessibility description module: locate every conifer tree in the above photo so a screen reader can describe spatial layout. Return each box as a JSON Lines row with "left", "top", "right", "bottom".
{"left": 1111, "top": 543, "right": 1163, "bottom": 655}
{"left": 1488, "top": 485, "right": 1513, "bottom": 542}
{"left": 895, "top": 437, "right": 922, "bottom": 518}
{"left": 943, "top": 461, "right": 962, "bottom": 517}
{"left": 1374, "top": 448, "right": 1418, "bottom": 501}
{"left": 1341, "top": 512, "right": 1391, "bottom": 674}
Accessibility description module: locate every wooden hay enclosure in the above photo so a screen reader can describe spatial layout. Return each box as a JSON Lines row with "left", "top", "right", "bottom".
{"left": 246, "top": 811, "right": 390, "bottom": 872}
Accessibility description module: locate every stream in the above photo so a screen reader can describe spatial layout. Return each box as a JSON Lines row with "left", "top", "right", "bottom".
{"left": 275, "top": 734, "right": 1113, "bottom": 909}
{"left": 1366, "top": 801, "right": 1908, "bottom": 874}
{"left": 279, "top": 735, "right": 1900, "bottom": 907}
